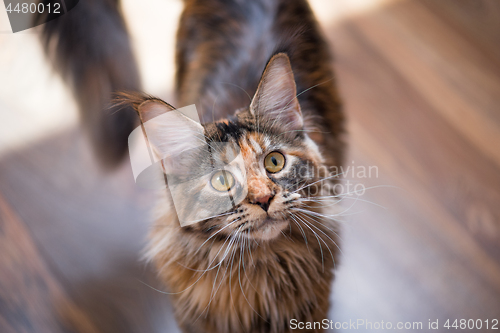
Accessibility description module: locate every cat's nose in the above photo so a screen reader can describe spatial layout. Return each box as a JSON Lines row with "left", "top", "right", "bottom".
{"left": 254, "top": 194, "right": 274, "bottom": 212}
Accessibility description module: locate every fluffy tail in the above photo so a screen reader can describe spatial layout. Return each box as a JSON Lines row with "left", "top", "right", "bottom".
{"left": 35, "top": 0, "right": 140, "bottom": 167}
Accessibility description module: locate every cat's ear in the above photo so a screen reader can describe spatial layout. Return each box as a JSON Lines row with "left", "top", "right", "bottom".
{"left": 115, "top": 93, "right": 205, "bottom": 165}
{"left": 139, "top": 102, "right": 204, "bottom": 164}
{"left": 250, "top": 53, "right": 303, "bottom": 131}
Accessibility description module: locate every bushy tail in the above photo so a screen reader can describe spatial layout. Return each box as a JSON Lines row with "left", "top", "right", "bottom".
{"left": 35, "top": 0, "right": 140, "bottom": 167}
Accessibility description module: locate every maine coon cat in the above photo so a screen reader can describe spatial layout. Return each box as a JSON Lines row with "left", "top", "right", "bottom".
{"left": 38, "top": 0, "right": 345, "bottom": 332}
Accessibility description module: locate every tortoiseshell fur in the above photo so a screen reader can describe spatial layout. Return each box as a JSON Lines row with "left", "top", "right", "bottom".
{"left": 40, "top": 0, "right": 346, "bottom": 331}
{"left": 145, "top": 1, "right": 345, "bottom": 332}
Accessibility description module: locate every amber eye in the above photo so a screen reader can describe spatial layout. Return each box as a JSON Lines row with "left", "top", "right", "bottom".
{"left": 264, "top": 152, "right": 285, "bottom": 173}
{"left": 211, "top": 170, "right": 235, "bottom": 192}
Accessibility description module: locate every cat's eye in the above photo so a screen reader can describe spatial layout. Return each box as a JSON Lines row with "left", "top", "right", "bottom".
{"left": 264, "top": 152, "right": 285, "bottom": 173}
{"left": 211, "top": 170, "right": 235, "bottom": 192}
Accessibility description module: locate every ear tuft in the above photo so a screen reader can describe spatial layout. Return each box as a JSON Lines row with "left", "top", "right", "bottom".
{"left": 113, "top": 92, "right": 175, "bottom": 123}
{"left": 114, "top": 92, "right": 205, "bottom": 165}
{"left": 250, "top": 53, "right": 303, "bottom": 131}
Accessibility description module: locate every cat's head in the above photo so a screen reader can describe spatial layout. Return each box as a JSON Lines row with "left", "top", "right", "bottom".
{"left": 125, "top": 54, "right": 326, "bottom": 241}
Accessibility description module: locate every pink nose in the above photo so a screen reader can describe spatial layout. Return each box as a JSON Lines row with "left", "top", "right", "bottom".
{"left": 252, "top": 194, "right": 274, "bottom": 212}
{"left": 256, "top": 194, "right": 272, "bottom": 205}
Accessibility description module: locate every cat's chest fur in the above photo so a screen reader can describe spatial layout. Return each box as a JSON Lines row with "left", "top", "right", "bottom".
{"left": 148, "top": 203, "right": 338, "bottom": 333}
{"left": 146, "top": 0, "right": 345, "bottom": 330}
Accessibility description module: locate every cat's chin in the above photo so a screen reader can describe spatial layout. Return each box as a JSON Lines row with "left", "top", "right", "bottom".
{"left": 250, "top": 218, "right": 289, "bottom": 241}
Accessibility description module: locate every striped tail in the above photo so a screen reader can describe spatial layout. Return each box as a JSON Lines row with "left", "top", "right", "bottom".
{"left": 35, "top": 0, "right": 141, "bottom": 167}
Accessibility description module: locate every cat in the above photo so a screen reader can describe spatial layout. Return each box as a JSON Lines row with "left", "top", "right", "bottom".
{"left": 37, "top": 0, "right": 345, "bottom": 332}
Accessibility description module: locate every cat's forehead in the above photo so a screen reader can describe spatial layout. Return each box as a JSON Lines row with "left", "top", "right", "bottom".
{"left": 203, "top": 113, "right": 304, "bottom": 153}
{"left": 206, "top": 124, "right": 285, "bottom": 158}
{"left": 238, "top": 132, "right": 268, "bottom": 160}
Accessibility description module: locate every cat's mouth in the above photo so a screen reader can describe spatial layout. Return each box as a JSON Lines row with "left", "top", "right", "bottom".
{"left": 233, "top": 194, "right": 299, "bottom": 240}
{"left": 257, "top": 216, "right": 281, "bottom": 228}
{"left": 238, "top": 214, "right": 289, "bottom": 241}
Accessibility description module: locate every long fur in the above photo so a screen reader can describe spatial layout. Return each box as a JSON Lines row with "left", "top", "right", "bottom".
{"left": 43, "top": 0, "right": 346, "bottom": 331}
{"left": 176, "top": 0, "right": 345, "bottom": 167}
{"left": 147, "top": 193, "right": 340, "bottom": 333}
{"left": 159, "top": 2, "right": 346, "bottom": 331}
{"left": 35, "top": 0, "right": 141, "bottom": 167}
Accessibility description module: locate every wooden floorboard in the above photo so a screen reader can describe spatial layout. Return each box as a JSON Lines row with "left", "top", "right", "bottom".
{"left": 326, "top": 0, "right": 500, "bottom": 329}
{"left": 0, "top": 130, "right": 179, "bottom": 333}
{"left": 0, "top": 192, "right": 100, "bottom": 333}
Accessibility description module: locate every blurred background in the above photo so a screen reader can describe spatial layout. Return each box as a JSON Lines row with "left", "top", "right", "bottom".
{"left": 1, "top": 0, "right": 499, "bottom": 332}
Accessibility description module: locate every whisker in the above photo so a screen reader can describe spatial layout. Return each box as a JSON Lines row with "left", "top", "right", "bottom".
{"left": 293, "top": 212, "right": 325, "bottom": 272}
{"left": 147, "top": 228, "right": 237, "bottom": 296}
{"left": 269, "top": 77, "right": 334, "bottom": 129}
{"left": 187, "top": 211, "right": 236, "bottom": 226}
{"left": 198, "top": 230, "right": 239, "bottom": 320}
{"left": 201, "top": 226, "right": 243, "bottom": 319}
{"left": 292, "top": 172, "right": 346, "bottom": 194}
{"left": 295, "top": 212, "right": 343, "bottom": 257}
{"left": 228, "top": 229, "right": 246, "bottom": 330}
{"left": 288, "top": 213, "right": 310, "bottom": 252}
{"left": 294, "top": 213, "right": 337, "bottom": 271}
{"left": 180, "top": 226, "right": 236, "bottom": 273}
{"left": 219, "top": 81, "right": 252, "bottom": 102}
{"left": 238, "top": 236, "right": 267, "bottom": 321}
{"left": 192, "top": 216, "right": 240, "bottom": 255}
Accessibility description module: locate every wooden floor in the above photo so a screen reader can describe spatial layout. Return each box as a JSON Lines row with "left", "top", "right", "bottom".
{"left": 1, "top": 0, "right": 499, "bottom": 332}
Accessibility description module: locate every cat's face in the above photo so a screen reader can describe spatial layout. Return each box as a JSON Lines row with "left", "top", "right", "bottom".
{"left": 128, "top": 53, "right": 325, "bottom": 241}
{"left": 170, "top": 109, "right": 324, "bottom": 240}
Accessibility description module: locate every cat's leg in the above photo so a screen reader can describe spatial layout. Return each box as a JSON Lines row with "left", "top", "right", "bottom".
{"left": 35, "top": 0, "right": 141, "bottom": 167}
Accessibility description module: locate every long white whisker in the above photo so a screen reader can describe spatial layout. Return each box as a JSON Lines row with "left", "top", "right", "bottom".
{"left": 296, "top": 212, "right": 342, "bottom": 257}
{"left": 193, "top": 216, "right": 240, "bottom": 255}
{"left": 292, "top": 172, "right": 347, "bottom": 194}
{"left": 288, "top": 213, "right": 310, "bottom": 253}
{"left": 294, "top": 213, "right": 336, "bottom": 271}
{"left": 270, "top": 77, "right": 334, "bottom": 129}
{"left": 295, "top": 212, "right": 324, "bottom": 272}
